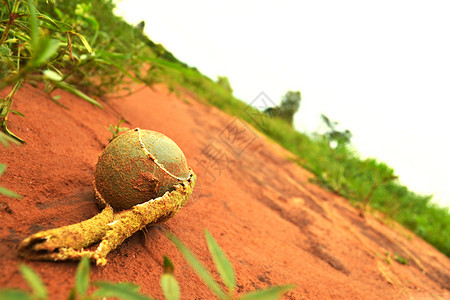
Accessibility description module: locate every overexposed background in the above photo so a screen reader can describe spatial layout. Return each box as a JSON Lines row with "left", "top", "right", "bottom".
{"left": 115, "top": 0, "right": 450, "bottom": 208}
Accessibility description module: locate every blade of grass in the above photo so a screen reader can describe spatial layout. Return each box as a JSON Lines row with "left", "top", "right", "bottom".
{"left": 27, "top": 0, "right": 38, "bottom": 51}
{"left": 2, "top": 125, "right": 25, "bottom": 143}
{"left": 167, "top": 233, "right": 229, "bottom": 300}
{"left": 160, "top": 274, "right": 180, "bottom": 300}
{"left": 0, "top": 289, "right": 32, "bottom": 300}
{"left": 238, "top": 285, "right": 296, "bottom": 300}
{"left": 0, "top": 132, "right": 21, "bottom": 147}
{"left": 70, "top": 32, "right": 92, "bottom": 53}
{"left": 204, "top": 230, "right": 236, "bottom": 295}
{"left": 54, "top": 81, "right": 103, "bottom": 108}
{"left": 19, "top": 264, "right": 48, "bottom": 300}
{"left": 160, "top": 256, "right": 180, "bottom": 300}
{"left": 94, "top": 58, "right": 144, "bottom": 84}
{"left": 10, "top": 110, "right": 25, "bottom": 117}
{"left": 0, "top": 186, "right": 22, "bottom": 198}
{"left": 0, "top": 164, "right": 7, "bottom": 175}
{"left": 74, "top": 256, "right": 90, "bottom": 297}
{"left": 0, "top": 164, "right": 20, "bottom": 198}
{"left": 92, "top": 282, "right": 153, "bottom": 300}
{"left": 26, "top": 0, "right": 60, "bottom": 68}
{"left": 29, "top": 38, "right": 61, "bottom": 68}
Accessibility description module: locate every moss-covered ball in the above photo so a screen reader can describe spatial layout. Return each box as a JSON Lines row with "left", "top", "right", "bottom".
{"left": 94, "top": 128, "right": 190, "bottom": 210}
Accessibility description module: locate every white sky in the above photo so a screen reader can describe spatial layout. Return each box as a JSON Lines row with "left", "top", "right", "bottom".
{"left": 114, "top": 0, "right": 450, "bottom": 208}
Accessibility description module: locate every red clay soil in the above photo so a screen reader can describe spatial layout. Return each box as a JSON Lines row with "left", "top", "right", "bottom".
{"left": 0, "top": 83, "right": 449, "bottom": 299}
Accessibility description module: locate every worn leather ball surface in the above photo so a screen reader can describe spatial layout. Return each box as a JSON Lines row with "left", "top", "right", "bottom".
{"left": 94, "top": 129, "right": 190, "bottom": 210}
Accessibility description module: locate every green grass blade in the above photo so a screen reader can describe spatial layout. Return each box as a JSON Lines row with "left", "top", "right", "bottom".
{"left": 31, "top": 38, "right": 60, "bottom": 67}
{"left": 26, "top": 0, "right": 59, "bottom": 67}
{"left": 238, "top": 285, "right": 295, "bottom": 300}
{"left": 167, "top": 233, "right": 229, "bottom": 300}
{"left": 3, "top": 125, "right": 25, "bottom": 144}
{"left": 54, "top": 81, "right": 103, "bottom": 108}
{"left": 26, "top": 0, "right": 39, "bottom": 51}
{"left": 70, "top": 32, "right": 92, "bottom": 53}
{"left": 37, "top": 13, "right": 73, "bottom": 32}
{"left": 0, "top": 186, "right": 22, "bottom": 198}
{"left": 162, "top": 256, "right": 175, "bottom": 273}
{"left": 74, "top": 256, "right": 90, "bottom": 297}
{"left": 0, "top": 132, "right": 22, "bottom": 147}
{"left": 0, "top": 45, "right": 12, "bottom": 56}
{"left": 10, "top": 110, "right": 25, "bottom": 117}
{"left": 19, "top": 264, "right": 48, "bottom": 300}
{"left": 94, "top": 58, "right": 143, "bottom": 84}
{"left": 204, "top": 230, "right": 236, "bottom": 295}
{"left": 0, "top": 289, "right": 32, "bottom": 300}
{"left": 93, "top": 282, "right": 153, "bottom": 300}
{"left": 160, "top": 256, "right": 180, "bottom": 300}
{"left": 160, "top": 274, "right": 180, "bottom": 300}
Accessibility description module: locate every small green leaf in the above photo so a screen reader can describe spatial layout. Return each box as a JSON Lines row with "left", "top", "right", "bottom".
{"left": 238, "top": 285, "right": 295, "bottom": 300}
{"left": 163, "top": 256, "right": 175, "bottom": 274}
{"left": 0, "top": 164, "right": 5, "bottom": 175}
{"left": 0, "top": 132, "right": 21, "bottom": 147}
{"left": 70, "top": 32, "right": 92, "bottom": 53}
{"left": 93, "top": 282, "right": 153, "bottom": 300}
{"left": 0, "top": 45, "right": 11, "bottom": 56}
{"left": 93, "top": 58, "right": 143, "bottom": 84}
{"left": 52, "top": 95, "right": 61, "bottom": 101}
{"left": 27, "top": 0, "right": 39, "bottom": 51}
{"left": 167, "top": 233, "right": 228, "bottom": 300}
{"left": 43, "top": 70, "right": 63, "bottom": 82}
{"left": 205, "top": 230, "right": 236, "bottom": 294}
{"left": 26, "top": 0, "right": 59, "bottom": 67}
{"left": 160, "top": 274, "right": 180, "bottom": 300}
{"left": 54, "top": 81, "right": 103, "bottom": 108}
{"left": 0, "top": 289, "right": 32, "bottom": 300}
{"left": 394, "top": 254, "right": 409, "bottom": 265}
{"left": 0, "top": 186, "right": 22, "bottom": 198}
{"left": 75, "top": 256, "right": 90, "bottom": 297}
{"left": 19, "top": 264, "right": 48, "bottom": 300}
{"left": 30, "top": 38, "right": 60, "bottom": 67}
{"left": 10, "top": 110, "right": 25, "bottom": 117}
{"left": 37, "top": 13, "right": 73, "bottom": 32}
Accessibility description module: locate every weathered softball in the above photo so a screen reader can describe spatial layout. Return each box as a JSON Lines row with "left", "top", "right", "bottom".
{"left": 93, "top": 128, "right": 191, "bottom": 210}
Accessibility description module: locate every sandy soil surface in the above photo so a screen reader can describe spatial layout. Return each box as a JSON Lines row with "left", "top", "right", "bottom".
{"left": 0, "top": 84, "right": 449, "bottom": 299}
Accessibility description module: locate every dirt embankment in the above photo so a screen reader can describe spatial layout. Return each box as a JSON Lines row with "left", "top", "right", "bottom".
{"left": 0, "top": 84, "right": 449, "bottom": 299}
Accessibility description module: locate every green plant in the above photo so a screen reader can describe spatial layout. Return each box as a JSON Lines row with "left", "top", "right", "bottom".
{"left": 105, "top": 118, "right": 129, "bottom": 141}
{"left": 0, "top": 131, "right": 21, "bottom": 198}
{"left": 216, "top": 76, "right": 233, "bottom": 94}
{"left": 0, "top": 256, "right": 153, "bottom": 300}
{"left": 3, "top": 231, "right": 293, "bottom": 299}
{"left": 0, "top": 0, "right": 101, "bottom": 141}
{"left": 385, "top": 251, "right": 409, "bottom": 266}
{"left": 0, "top": 163, "right": 20, "bottom": 198}
{"left": 1, "top": 0, "right": 164, "bottom": 141}
{"left": 264, "top": 91, "right": 301, "bottom": 126}
{"left": 160, "top": 256, "right": 180, "bottom": 300}
{"left": 168, "top": 230, "right": 295, "bottom": 299}
{"left": 394, "top": 254, "right": 409, "bottom": 265}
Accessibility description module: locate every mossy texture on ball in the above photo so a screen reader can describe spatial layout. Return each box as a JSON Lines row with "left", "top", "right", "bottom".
{"left": 94, "top": 129, "right": 190, "bottom": 210}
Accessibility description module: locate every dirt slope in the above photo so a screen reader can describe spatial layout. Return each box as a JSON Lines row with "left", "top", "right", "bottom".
{"left": 0, "top": 84, "right": 449, "bottom": 299}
